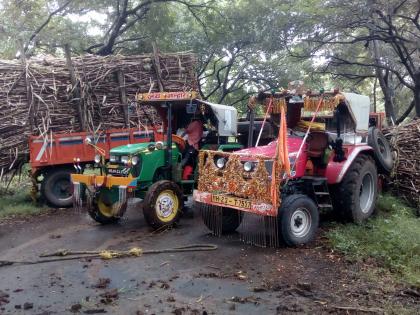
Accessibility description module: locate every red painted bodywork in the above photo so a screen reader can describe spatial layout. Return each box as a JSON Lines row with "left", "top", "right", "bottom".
{"left": 235, "top": 136, "right": 308, "bottom": 179}
{"left": 234, "top": 137, "right": 373, "bottom": 184}
{"left": 29, "top": 127, "right": 162, "bottom": 174}
{"left": 323, "top": 145, "right": 373, "bottom": 184}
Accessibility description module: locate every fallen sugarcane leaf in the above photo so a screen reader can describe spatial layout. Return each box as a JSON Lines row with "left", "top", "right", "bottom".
{"left": 0, "top": 244, "right": 218, "bottom": 268}
{"left": 330, "top": 305, "right": 383, "bottom": 313}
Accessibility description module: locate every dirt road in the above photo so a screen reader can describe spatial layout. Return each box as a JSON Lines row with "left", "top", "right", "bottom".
{"left": 0, "top": 201, "right": 418, "bottom": 314}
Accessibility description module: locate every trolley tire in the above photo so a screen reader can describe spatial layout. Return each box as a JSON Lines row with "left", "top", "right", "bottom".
{"left": 41, "top": 168, "right": 73, "bottom": 208}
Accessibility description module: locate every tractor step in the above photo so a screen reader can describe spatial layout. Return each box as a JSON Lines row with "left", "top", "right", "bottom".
{"left": 180, "top": 180, "right": 195, "bottom": 184}
{"left": 318, "top": 203, "right": 333, "bottom": 208}
{"left": 305, "top": 177, "right": 334, "bottom": 210}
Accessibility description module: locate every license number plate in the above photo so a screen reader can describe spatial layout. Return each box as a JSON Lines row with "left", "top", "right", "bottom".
{"left": 211, "top": 194, "right": 251, "bottom": 209}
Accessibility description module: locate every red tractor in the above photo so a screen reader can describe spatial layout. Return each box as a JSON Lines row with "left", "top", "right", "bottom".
{"left": 193, "top": 89, "right": 392, "bottom": 247}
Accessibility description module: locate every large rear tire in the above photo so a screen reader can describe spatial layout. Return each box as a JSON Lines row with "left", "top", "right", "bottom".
{"left": 202, "top": 206, "right": 243, "bottom": 234}
{"left": 335, "top": 154, "right": 378, "bottom": 223}
{"left": 41, "top": 168, "right": 73, "bottom": 208}
{"left": 143, "top": 180, "right": 183, "bottom": 230}
{"left": 278, "top": 194, "right": 319, "bottom": 246}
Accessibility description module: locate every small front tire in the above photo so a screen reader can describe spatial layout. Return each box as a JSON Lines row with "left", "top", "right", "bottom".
{"left": 279, "top": 194, "right": 319, "bottom": 246}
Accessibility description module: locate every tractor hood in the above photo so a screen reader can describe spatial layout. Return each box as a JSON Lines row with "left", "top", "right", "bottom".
{"left": 110, "top": 142, "right": 151, "bottom": 155}
{"left": 235, "top": 136, "right": 305, "bottom": 158}
{"left": 233, "top": 137, "right": 307, "bottom": 178}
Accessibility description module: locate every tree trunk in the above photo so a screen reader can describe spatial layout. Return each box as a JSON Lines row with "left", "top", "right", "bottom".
{"left": 373, "top": 76, "right": 377, "bottom": 112}
{"left": 396, "top": 100, "right": 415, "bottom": 124}
{"left": 414, "top": 70, "right": 420, "bottom": 117}
{"left": 376, "top": 69, "right": 396, "bottom": 124}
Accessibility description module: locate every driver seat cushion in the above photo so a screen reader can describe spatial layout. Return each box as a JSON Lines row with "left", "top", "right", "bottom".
{"left": 306, "top": 131, "right": 329, "bottom": 158}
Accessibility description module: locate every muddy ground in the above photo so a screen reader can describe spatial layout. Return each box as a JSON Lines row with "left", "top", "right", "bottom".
{"left": 0, "top": 200, "right": 418, "bottom": 315}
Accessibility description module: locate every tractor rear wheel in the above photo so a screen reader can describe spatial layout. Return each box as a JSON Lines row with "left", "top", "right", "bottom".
{"left": 201, "top": 206, "right": 243, "bottom": 234}
{"left": 143, "top": 180, "right": 183, "bottom": 230}
{"left": 278, "top": 194, "right": 319, "bottom": 246}
{"left": 335, "top": 154, "right": 378, "bottom": 223}
{"left": 41, "top": 168, "right": 73, "bottom": 208}
{"left": 88, "top": 189, "right": 126, "bottom": 224}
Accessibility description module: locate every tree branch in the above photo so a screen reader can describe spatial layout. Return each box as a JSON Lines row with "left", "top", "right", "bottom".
{"left": 24, "top": 0, "right": 73, "bottom": 53}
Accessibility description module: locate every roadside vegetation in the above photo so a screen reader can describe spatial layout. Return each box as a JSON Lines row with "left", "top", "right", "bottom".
{"left": 328, "top": 194, "right": 420, "bottom": 287}
{"left": 0, "top": 175, "right": 48, "bottom": 219}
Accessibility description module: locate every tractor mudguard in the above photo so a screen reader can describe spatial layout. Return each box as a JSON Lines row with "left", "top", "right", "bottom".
{"left": 325, "top": 145, "right": 373, "bottom": 184}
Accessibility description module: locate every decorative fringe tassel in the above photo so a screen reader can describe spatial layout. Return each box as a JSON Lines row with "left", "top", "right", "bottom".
{"left": 115, "top": 185, "right": 128, "bottom": 217}
{"left": 72, "top": 182, "right": 84, "bottom": 213}
{"left": 198, "top": 202, "right": 280, "bottom": 248}
{"left": 303, "top": 95, "right": 340, "bottom": 112}
{"left": 238, "top": 212, "right": 279, "bottom": 248}
{"left": 199, "top": 203, "right": 223, "bottom": 237}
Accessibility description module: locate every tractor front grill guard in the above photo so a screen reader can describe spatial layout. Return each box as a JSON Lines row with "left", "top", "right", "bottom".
{"left": 197, "top": 150, "right": 284, "bottom": 205}
{"left": 72, "top": 182, "right": 92, "bottom": 213}
{"left": 72, "top": 182, "right": 130, "bottom": 218}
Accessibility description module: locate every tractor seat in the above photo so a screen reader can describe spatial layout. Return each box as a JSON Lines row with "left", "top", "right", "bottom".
{"left": 306, "top": 131, "right": 329, "bottom": 158}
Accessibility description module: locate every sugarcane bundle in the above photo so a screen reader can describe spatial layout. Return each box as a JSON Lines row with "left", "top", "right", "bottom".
{"left": 384, "top": 118, "right": 420, "bottom": 210}
{"left": 0, "top": 52, "right": 198, "bottom": 173}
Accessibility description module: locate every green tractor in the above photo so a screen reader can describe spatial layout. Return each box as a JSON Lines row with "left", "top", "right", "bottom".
{"left": 71, "top": 91, "right": 243, "bottom": 229}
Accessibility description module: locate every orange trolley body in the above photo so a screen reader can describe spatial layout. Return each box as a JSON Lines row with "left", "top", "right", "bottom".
{"left": 29, "top": 126, "right": 162, "bottom": 207}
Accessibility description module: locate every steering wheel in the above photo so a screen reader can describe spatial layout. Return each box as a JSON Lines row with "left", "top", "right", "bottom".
{"left": 171, "top": 134, "right": 186, "bottom": 151}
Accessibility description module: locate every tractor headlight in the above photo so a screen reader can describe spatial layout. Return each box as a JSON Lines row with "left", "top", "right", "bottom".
{"left": 94, "top": 154, "right": 101, "bottom": 164}
{"left": 109, "top": 155, "right": 117, "bottom": 163}
{"left": 121, "top": 156, "right": 129, "bottom": 164}
{"left": 243, "top": 161, "right": 254, "bottom": 172}
{"left": 216, "top": 157, "right": 226, "bottom": 169}
{"left": 131, "top": 156, "right": 139, "bottom": 165}
{"left": 155, "top": 141, "right": 164, "bottom": 150}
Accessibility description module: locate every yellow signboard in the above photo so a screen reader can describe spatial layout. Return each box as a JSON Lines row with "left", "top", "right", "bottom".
{"left": 136, "top": 91, "right": 200, "bottom": 102}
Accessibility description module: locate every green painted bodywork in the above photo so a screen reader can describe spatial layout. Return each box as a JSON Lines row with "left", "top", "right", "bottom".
{"left": 110, "top": 143, "right": 151, "bottom": 155}
{"left": 217, "top": 143, "right": 243, "bottom": 151}
{"left": 98, "top": 141, "right": 242, "bottom": 199}
{"left": 106, "top": 141, "right": 180, "bottom": 190}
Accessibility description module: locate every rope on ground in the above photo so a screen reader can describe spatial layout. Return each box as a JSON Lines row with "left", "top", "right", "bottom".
{"left": 0, "top": 244, "right": 218, "bottom": 267}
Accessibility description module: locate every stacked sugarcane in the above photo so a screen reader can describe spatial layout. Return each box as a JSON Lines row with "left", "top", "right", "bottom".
{"left": 385, "top": 118, "right": 420, "bottom": 210}
{"left": 0, "top": 52, "right": 198, "bottom": 173}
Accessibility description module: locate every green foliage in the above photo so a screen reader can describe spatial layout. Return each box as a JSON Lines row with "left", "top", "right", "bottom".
{"left": 328, "top": 195, "right": 420, "bottom": 287}
{"left": 0, "top": 186, "right": 47, "bottom": 218}
{"left": 0, "top": 0, "right": 416, "bottom": 117}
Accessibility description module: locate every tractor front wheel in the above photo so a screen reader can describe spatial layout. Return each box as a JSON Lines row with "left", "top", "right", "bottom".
{"left": 142, "top": 180, "right": 183, "bottom": 230}
{"left": 278, "top": 194, "right": 319, "bottom": 246}
{"left": 88, "top": 189, "right": 126, "bottom": 224}
{"left": 201, "top": 206, "right": 243, "bottom": 234}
